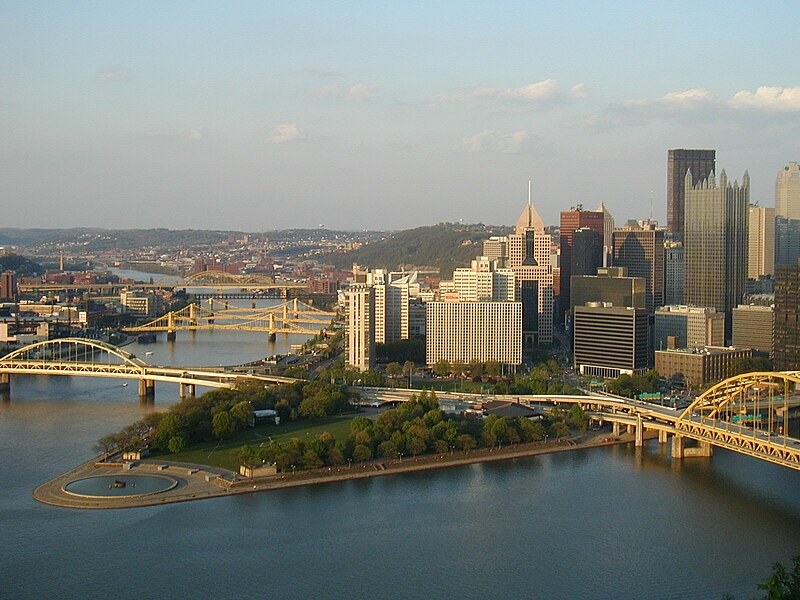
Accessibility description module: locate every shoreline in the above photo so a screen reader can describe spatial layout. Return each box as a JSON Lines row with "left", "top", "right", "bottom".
{"left": 33, "top": 431, "right": 650, "bottom": 510}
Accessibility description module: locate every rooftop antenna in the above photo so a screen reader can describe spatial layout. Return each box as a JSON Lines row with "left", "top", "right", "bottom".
{"left": 528, "top": 179, "right": 532, "bottom": 205}
{"left": 649, "top": 190, "right": 654, "bottom": 222}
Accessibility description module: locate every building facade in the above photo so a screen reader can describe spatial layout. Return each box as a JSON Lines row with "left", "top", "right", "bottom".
{"left": 664, "top": 242, "right": 684, "bottom": 305}
{"left": 776, "top": 162, "right": 800, "bottom": 220}
{"left": 774, "top": 261, "right": 800, "bottom": 370}
{"left": 426, "top": 301, "right": 522, "bottom": 367}
{"left": 684, "top": 169, "right": 749, "bottom": 337}
{"left": 748, "top": 205, "right": 775, "bottom": 278}
{"left": 0, "top": 271, "right": 16, "bottom": 302}
{"left": 653, "top": 305, "right": 725, "bottom": 351}
{"left": 573, "top": 303, "right": 649, "bottom": 378}
{"left": 559, "top": 209, "right": 605, "bottom": 320}
{"left": 667, "top": 148, "right": 716, "bottom": 242}
{"left": 732, "top": 304, "right": 774, "bottom": 359}
{"left": 776, "top": 216, "right": 800, "bottom": 266}
{"left": 345, "top": 285, "right": 375, "bottom": 372}
{"left": 569, "top": 267, "right": 645, "bottom": 315}
{"left": 611, "top": 225, "right": 665, "bottom": 313}
{"left": 655, "top": 346, "right": 752, "bottom": 387}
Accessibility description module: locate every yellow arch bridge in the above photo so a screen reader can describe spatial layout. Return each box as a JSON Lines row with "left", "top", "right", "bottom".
{"left": 355, "top": 370, "right": 800, "bottom": 472}
{"left": 177, "top": 270, "right": 308, "bottom": 294}
{"left": 0, "top": 338, "right": 299, "bottom": 400}
{"left": 123, "top": 298, "right": 335, "bottom": 340}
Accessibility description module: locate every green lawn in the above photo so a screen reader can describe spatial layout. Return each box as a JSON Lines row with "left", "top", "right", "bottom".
{"left": 153, "top": 415, "right": 356, "bottom": 471}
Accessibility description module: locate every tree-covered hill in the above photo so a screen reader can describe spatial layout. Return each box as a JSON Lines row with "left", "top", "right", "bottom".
{"left": 0, "top": 255, "right": 44, "bottom": 276}
{"left": 324, "top": 223, "right": 511, "bottom": 277}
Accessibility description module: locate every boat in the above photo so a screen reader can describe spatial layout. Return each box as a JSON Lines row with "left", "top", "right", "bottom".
{"left": 122, "top": 383, "right": 128, "bottom": 387}
{"left": 113, "top": 480, "right": 126, "bottom": 488}
{"left": 144, "top": 351, "right": 154, "bottom": 356}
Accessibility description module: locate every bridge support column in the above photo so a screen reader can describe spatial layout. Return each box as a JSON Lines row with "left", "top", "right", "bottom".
{"left": 0, "top": 373, "right": 9, "bottom": 393}
{"left": 612, "top": 422, "right": 621, "bottom": 437}
{"left": 671, "top": 435, "right": 685, "bottom": 459}
{"left": 684, "top": 442, "right": 714, "bottom": 458}
{"left": 179, "top": 383, "right": 196, "bottom": 399}
{"left": 268, "top": 332, "right": 276, "bottom": 342}
{"left": 635, "top": 415, "right": 644, "bottom": 447}
{"left": 658, "top": 429, "right": 668, "bottom": 444}
{"left": 626, "top": 424, "right": 635, "bottom": 435}
{"left": 167, "top": 330, "right": 176, "bottom": 342}
{"left": 138, "top": 379, "right": 155, "bottom": 398}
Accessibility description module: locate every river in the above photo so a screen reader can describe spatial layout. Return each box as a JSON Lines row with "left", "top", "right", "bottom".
{"left": 2, "top": 313, "right": 799, "bottom": 598}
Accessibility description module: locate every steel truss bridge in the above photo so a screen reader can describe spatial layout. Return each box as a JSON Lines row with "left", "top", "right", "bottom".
{"left": 177, "top": 270, "right": 307, "bottom": 293}
{"left": 355, "top": 370, "right": 800, "bottom": 471}
{"left": 0, "top": 338, "right": 298, "bottom": 399}
{"left": 122, "top": 298, "right": 335, "bottom": 339}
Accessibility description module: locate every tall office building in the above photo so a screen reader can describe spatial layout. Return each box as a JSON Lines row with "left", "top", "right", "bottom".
{"left": 345, "top": 284, "right": 375, "bottom": 372}
{"left": 774, "top": 260, "right": 800, "bottom": 370}
{"left": 664, "top": 242, "right": 685, "bottom": 305}
{"left": 570, "top": 267, "right": 646, "bottom": 314}
{"left": 684, "top": 169, "right": 749, "bottom": 337}
{"left": 748, "top": 205, "right": 775, "bottom": 278}
{"left": 611, "top": 224, "right": 665, "bottom": 313}
{"left": 571, "top": 228, "right": 603, "bottom": 278}
{"left": 451, "top": 256, "right": 515, "bottom": 302}
{"left": 573, "top": 303, "right": 649, "bottom": 378}
{"left": 560, "top": 208, "right": 605, "bottom": 321}
{"left": 0, "top": 271, "right": 16, "bottom": 302}
{"left": 597, "top": 201, "right": 615, "bottom": 265}
{"left": 364, "top": 269, "right": 419, "bottom": 344}
{"left": 776, "top": 216, "right": 800, "bottom": 266}
{"left": 667, "top": 149, "right": 716, "bottom": 241}
{"left": 776, "top": 162, "right": 800, "bottom": 220}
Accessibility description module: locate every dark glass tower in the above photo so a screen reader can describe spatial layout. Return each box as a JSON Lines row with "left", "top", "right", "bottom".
{"left": 667, "top": 149, "right": 716, "bottom": 242}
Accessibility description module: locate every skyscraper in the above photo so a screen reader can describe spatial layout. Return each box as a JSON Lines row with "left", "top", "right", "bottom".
{"left": 774, "top": 260, "right": 800, "bottom": 370}
{"left": 667, "top": 149, "right": 716, "bottom": 242}
{"left": 776, "top": 162, "right": 800, "bottom": 220}
{"left": 571, "top": 228, "right": 603, "bottom": 278}
{"left": 559, "top": 208, "right": 605, "bottom": 321}
{"left": 684, "top": 169, "right": 749, "bottom": 338}
{"left": 664, "top": 242, "right": 684, "bottom": 305}
{"left": 345, "top": 284, "right": 375, "bottom": 372}
{"left": 611, "top": 224, "right": 665, "bottom": 313}
{"left": 748, "top": 205, "right": 775, "bottom": 278}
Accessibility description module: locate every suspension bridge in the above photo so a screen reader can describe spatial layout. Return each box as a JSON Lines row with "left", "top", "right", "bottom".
{"left": 122, "top": 298, "right": 336, "bottom": 340}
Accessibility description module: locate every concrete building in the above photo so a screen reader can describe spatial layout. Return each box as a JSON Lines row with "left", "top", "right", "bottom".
{"left": 667, "top": 149, "right": 716, "bottom": 242}
{"left": 684, "top": 169, "right": 749, "bottom": 337}
{"left": 0, "top": 271, "right": 16, "bottom": 302}
{"left": 572, "top": 228, "right": 603, "bottom": 278}
{"left": 426, "top": 301, "right": 522, "bottom": 367}
{"left": 776, "top": 162, "right": 800, "bottom": 220}
{"left": 119, "top": 291, "right": 162, "bottom": 316}
{"left": 732, "top": 304, "right": 774, "bottom": 359}
{"left": 560, "top": 208, "right": 605, "bottom": 320}
{"left": 452, "top": 256, "right": 515, "bottom": 302}
{"left": 365, "top": 269, "right": 419, "bottom": 344}
{"left": 612, "top": 225, "right": 665, "bottom": 313}
{"left": 776, "top": 216, "right": 800, "bottom": 266}
{"left": 597, "top": 201, "right": 615, "bottom": 265}
{"left": 653, "top": 305, "right": 725, "bottom": 351}
{"left": 775, "top": 260, "right": 800, "bottom": 370}
{"left": 345, "top": 284, "right": 375, "bottom": 372}
{"left": 570, "top": 267, "right": 645, "bottom": 315}
{"left": 748, "top": 205, "right": 775, "bottom": 278}
{"left": 482, "top": 237, "right": 507, "bottom": 261}
{"left": 573, "top": 303, "right": 649, "bottom": 378}
{"left": 664, "top": 242, "right": 685, "bottom": 305}
{"left": 655, "top": 346, "right": 752, "bottom": 387}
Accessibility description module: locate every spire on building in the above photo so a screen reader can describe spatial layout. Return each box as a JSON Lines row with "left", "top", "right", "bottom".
{"left": 515, "top": 180, "right": 545, "bottom": 234}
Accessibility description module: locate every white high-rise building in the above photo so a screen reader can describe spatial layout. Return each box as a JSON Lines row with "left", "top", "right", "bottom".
{"left": 776, "top": 163, "right": 800, "bottom": 220}
{"left": 345, "top": 284, "right": 375, "bottom": 372}
{"left": 451, "top": 256, "right": 515, "bottom": 302}
{"left": 366, "top": 269, "right": 419, "bottom": 344}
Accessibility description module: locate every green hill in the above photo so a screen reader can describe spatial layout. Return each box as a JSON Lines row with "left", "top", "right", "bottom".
{"left": 325, "top": 223, "right": 511, "bottom": 277}
{"left": 0, "top": 255, "right": 44, "bottom": 277}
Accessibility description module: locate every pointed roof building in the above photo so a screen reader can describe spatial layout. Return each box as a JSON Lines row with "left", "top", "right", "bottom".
{"left": 515, "top": 180, "right": 545, "bottom": 234}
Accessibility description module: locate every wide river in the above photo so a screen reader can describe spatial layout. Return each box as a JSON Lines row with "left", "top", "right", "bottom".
{"left": 2, "top": 281, "right": 799, "bottom": 598}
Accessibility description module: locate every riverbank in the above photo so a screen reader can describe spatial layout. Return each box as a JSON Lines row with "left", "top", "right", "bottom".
{"left": 33, "top": 430, "right": 657, "bottom": 510}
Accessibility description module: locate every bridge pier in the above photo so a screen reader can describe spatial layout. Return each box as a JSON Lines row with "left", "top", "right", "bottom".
{"left": 671, "top": 434, "right": 684, "bottom": 459}
{"left": 658, "top": 429, "right": 668, "bottom": 444}
{"left": 612, "top": 422, "right": 621, "bottom": 437}
{"left": 635, "top": 415, "right": 644, "bottom": 447}
{"left": 138, "top": 379, "right": 155, "bottom": 398}
{"left": 268, "top": 332, "right": 276, "bottom": 342}
{"left": 167, "top": 330, "right": 176, "bottom": 342}
{"left": 671, "top": 435, "right": 713, "bottom": 459}
{"left": 0, "top": 373, "right": 9, "bottom": 394}
{"left": 179, "top": 383, "right": 196, "bottom": 399}
{"left": 626, "top": 424, "right": 635, "bottom": 435}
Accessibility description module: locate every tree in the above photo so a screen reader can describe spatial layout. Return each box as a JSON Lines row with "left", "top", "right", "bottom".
{"left": 484, "top": 360, "right": 502, "bottom": 377}
{"left": 386, "top": 362, "right": 402, "bottom": 379}
{"left": 433, "top": 359, "right": 451, "bottom": 378}
{"left": 403, "top": 361, "right": 415, "bottom": 383}
{"left": 167, "top": 435, "right": 186, "bottom": 454}
{"left": 756, "top": 555, "right": 800, "bottom": 599}
{"left": 457, "top": 434, "right": 477, "bottom": 453}
{"left": 235, "top": 445, "right": 259, "bottom": 474}
{"left": 352, "top": 444, "right": 373, "bottom": 462}
{"left": 211, "top": 410, "right": 235, "bottom": 440}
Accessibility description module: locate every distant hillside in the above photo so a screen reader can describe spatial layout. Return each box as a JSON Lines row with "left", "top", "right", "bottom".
{"left": 0, "top": 255, "right": 44, "bottom": 277}
{"left": 325, "top": 223, "right": 512, "bottom": 277}
{"left": 0, "top": 228, "right": 236, "bottom": 250}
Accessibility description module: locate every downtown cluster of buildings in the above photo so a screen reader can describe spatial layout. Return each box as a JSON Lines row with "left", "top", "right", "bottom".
{"left": 345, "top": 150, "right": 800, "bottom": 387}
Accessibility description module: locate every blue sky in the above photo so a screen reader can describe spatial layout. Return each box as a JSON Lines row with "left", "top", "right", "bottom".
{"left": 2, "top": 1, "right": 798, "bottom": 230}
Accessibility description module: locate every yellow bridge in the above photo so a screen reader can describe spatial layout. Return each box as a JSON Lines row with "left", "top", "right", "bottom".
{"left": 0, "top": 338, "right": 299, "bottom": 400}
{"left": 355, "top": 370, "right": 800, "bottom": 472}
{"left": 123, "top": 298, "right": 335, "bottom": 340}
{"left": 178, "top": 270, "right": 307, "bottom": 293}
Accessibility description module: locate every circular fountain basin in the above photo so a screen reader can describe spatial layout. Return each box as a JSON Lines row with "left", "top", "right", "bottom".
{"left": 63, "top": 474, "right": 177, "bottom": 498}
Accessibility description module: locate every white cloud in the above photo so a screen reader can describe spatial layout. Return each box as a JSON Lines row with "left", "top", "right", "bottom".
{"left": 626, "top": 88, "right": 718, "bottom": 110}
{"left": 462, "top": 129, "right": 532, "bottom": 153}
{"left": 267, "top": 123, "right": 307, "bottom": 144}
{"left": 428, "top": 79, "right": 562, "bottom": 105}
{"left": 729, "top": 86, "right": 800, "bottom": 112}
{"left": 188, "top": 127, "right": 204, "bottom": 140}
{"left": 570, "top": 83, "right": 590, "bottom": 99}
{"left": 318, "top": 83, "right": 379, "bottom": 101}
{"left": 97, "top": 66, "right": 129, "bottom": 81}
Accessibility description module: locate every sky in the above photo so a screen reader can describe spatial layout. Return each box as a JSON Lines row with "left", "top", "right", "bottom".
{"left": 2, "top": 1, "right": 799, "bottom": 231}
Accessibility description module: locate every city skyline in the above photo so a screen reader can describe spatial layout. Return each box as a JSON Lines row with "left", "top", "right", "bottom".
{"left": 2, "top": 2, "right": 799, "bottom": 231}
